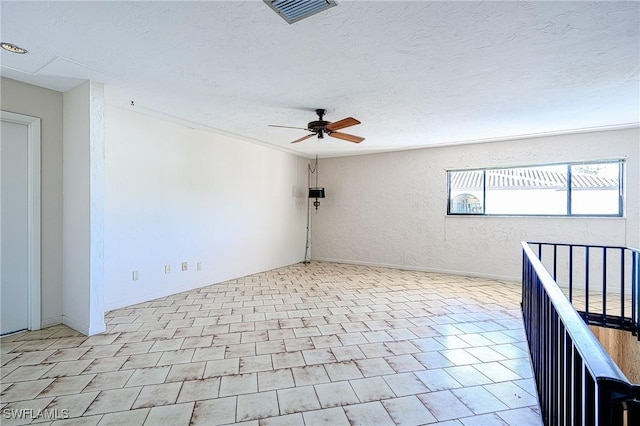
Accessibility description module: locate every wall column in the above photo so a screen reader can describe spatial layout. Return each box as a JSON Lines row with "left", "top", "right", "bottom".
{"left": 62, "top": 80, "right": 105, "bottom": 335}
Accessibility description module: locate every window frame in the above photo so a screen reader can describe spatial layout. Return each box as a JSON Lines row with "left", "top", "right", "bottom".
{"left": 446, "top": 159, "right": 624, "bottom": 217}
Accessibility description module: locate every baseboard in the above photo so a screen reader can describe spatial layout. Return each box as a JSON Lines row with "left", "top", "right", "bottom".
{"left": 312, "top": 257, "right": 521, "bottom": 283}
{"left": 62, "top": 315, "right": 89, "bottom": 336}
{"left": 41, "top": 316, "right": 63, "bottom": 328}
{"left": 87, "top": 319, "right": 106, "bottom": 336}
{"left": 105, "top": 282, "right": 207, "bottom": 312}
{"left": 104, "top": 260, "right": 305, "bottom": 312}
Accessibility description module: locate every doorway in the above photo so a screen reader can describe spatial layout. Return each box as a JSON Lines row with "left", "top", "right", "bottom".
{"left": 1, "top": 111, "right": 41, "bottom": 335}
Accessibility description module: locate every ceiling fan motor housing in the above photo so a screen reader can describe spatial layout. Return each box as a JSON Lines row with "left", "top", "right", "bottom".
{"left": 307, "top": 120, "right": 330, "bottom": 130}
{"left": 308, "top": 119, "right": 330, "bottom": 138}
{"left": 308, "top": 108, "right": 329, "bottom": 138}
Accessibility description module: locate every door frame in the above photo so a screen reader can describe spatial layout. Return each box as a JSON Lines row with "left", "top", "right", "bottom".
{"left": 1, "top": 111, "right": 41, "bottom": 332}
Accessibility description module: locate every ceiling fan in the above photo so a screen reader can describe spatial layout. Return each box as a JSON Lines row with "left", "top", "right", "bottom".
{"left": 269, "top": 109, "right": 365, "bottom": 144}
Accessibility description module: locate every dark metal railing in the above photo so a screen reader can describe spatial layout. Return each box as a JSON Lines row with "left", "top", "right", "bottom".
{"left": 528, "top": 242, "right": 639, "bottom": 337}
{"left": 522, "top": 241, "right": 639, "bottom": 425}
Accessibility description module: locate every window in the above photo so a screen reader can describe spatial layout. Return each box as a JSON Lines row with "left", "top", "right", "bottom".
{"left": 447, "top": 160, "right": 623, "bottom": 216}
{"left": 451, "top": 193, "right": 482, "bottom": 214}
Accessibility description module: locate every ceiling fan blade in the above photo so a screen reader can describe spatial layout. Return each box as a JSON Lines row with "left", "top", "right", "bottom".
{"left": 291, "top": 134, "right": 315, "bottom": 144}
{"left": 325, "top": 117, "right": 360, "bottom": 131}
{"left": 269, "top": 124, "right": 310, "bottom": 130}
{"left": 329, "top": 131, "right": 364, "bottom": 143}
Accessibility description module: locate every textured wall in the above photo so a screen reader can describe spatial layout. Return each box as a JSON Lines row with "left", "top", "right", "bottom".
{"left": 104, "top": 106, "right": 308, "bottom": 310}
{"left": 0, "top": 77, "right": 63, "bottom": 327}
{"left": 312, "top": 128, "right": 639, "bottom": 281}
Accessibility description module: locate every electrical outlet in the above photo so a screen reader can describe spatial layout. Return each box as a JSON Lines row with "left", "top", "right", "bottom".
{"left": 165, "top": 265, "right": 171, "bottom": 274}
{"left": 182, "top": 262, "right": 188, "bottom": 271}
{"left": 197, "top": 262, "right": 202, "bottom": 271}
{"left": 132, "top": 270, "right": 139, "bottom": 281}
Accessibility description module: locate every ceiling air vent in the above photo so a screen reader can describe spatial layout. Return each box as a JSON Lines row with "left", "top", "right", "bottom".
{"left": 264, "top": 0, "right": 337, "bottom": 24}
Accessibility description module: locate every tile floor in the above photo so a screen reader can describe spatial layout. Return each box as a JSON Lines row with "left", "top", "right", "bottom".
{"left": 1, "top": 261, "right": 542, "bottom": 425}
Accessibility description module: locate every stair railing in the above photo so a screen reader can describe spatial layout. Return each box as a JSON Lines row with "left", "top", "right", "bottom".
{"left": 521, "top": 241, "right": 639, "bottom": 425}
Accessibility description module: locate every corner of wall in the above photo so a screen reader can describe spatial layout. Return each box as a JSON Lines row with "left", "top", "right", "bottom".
{"left": 62, "top": 80, "right": 106, "bottom": 336}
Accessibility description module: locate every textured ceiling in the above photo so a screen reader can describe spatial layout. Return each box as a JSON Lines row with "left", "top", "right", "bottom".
{"left": 1, "top": 1, "right": 638, "bottom": 158}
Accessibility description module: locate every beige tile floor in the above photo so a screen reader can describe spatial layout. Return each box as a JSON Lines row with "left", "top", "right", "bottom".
{"left": 561, "top": 287, "right": 634, "bottom": 322}
{"left": 1, "top": 261, "right": 542, "bottom": 425}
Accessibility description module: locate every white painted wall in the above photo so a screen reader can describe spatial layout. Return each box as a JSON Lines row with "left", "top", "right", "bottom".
{"left": 312, "top": 128, "right": 640, "bottom": 282}
{"left": 62, "top": 81, "right": 106, "bottom": 335}
{"left": 104, "top": 106, "right": 308, "bottom": 310}
{"left": 1, "top": 77, "right": 63, "bottom": 327}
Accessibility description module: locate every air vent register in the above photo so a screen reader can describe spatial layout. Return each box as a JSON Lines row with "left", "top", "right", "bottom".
{"left": 264, "top": 0, "right": 337, "bottom": 24}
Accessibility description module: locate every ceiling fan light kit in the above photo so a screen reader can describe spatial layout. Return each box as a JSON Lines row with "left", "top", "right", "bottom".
{"left": 270, "top": 108, "right": 365, "bottom": 144}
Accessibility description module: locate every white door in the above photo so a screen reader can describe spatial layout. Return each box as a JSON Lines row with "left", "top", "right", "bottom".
{"left": 1, "top": 120, "right": 30, "bottom": 335}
